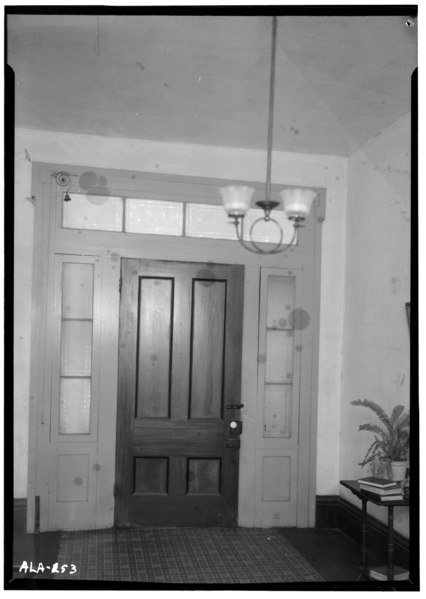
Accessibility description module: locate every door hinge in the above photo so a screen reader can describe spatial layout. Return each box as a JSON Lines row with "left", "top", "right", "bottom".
{"left": 114, "top": 483, "right": 119, "bottom": 497}
{"left": 119, "top": 278, "right": 122, "bottom": 294}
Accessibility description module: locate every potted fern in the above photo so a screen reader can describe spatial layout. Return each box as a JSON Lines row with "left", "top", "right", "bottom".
{"left": 351, "top": 399, "right": 410, "bottom": 481}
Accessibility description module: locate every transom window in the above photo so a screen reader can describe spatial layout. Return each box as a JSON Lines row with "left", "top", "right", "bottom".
{"left": 62, "top": 192, "right": 296, "bottom": 244}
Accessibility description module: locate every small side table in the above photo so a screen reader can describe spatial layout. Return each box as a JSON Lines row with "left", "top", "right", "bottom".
{"left": 340, "top": 480, "right": 409, "bottom": 581}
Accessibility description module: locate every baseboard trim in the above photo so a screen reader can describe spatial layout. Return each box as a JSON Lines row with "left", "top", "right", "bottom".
{"left": 14, "top": 498, "right": 28, "bottom": 534}
{"left": 316, "top": 495, "right": 409, "bottom": 569}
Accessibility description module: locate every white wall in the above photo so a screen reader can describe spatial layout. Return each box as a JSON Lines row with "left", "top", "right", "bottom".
{"left": 14, "top": 127, "right": 348, "bottom": 502}
{"left": 14, "top": 136, "right": 34, "bottom": 497}
{"left": 341, "top": 113, "right": 411, "bottom": 536}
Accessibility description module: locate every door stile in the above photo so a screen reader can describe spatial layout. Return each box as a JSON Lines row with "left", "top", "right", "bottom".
{"left": 221, "top": 264, "right": 245, "bottom": 524}
{"left": 115, "top": 258, "right": 139, "bottom": 526}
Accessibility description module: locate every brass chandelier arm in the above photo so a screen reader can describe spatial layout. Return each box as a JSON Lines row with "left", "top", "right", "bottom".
{"left": 231, "top": 218, "right": 299, "bottom": 255}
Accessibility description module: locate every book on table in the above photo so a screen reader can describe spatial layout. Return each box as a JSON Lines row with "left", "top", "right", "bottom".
{"left": 360, "top": 489, "right": 404, "bottom": 502}
{"left": 359, "top": 483, "right": 402, "bottom": 495}
{"left": 357, "top": 477, "right": 400, "bottom": 489}
{"left": 368, "top": 565, "right": 409, "bottom": 581}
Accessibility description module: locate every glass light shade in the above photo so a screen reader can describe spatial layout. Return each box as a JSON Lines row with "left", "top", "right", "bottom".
{"left": 280, "top": 188, "right": 317, "bottom": 220}
{"left": 220, "top": 186, "right": 255, "bottom": 217}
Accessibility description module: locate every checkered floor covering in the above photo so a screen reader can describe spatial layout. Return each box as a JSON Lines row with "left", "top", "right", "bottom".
{"left": 55, "top": 527, "right": 324, "bottom": 583}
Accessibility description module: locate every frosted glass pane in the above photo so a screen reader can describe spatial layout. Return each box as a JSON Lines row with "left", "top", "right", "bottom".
{"left": 186, "top": 204, "right": 236, "bottom": 240}
{"left": 266, "top": 276, "right": 295, "bottom": 329}
{"left": 187, "top": 203, "right": 297, "bottom": 244}
{"left": 265, "top": 330, "right": 294, "bottom": 383}
{"left": 125, "top": 198, "right": 183, "bottom": 236}
{"left": 62, "top": 263, "right": 94, "bottom": 319}
{"left": 264, "top": 384, "right": 292, "bottom": 438}
{"left": 61, "top": 321, "right": 92, "bottom": 376}
{"left": 62, "top": 193, "right": 123, "bottom": 231}
{"left": 244, "top": 209, "right": 297, "bottom": 244}
{"left": 59, "top": 378, "right": 91, "bottom": 434}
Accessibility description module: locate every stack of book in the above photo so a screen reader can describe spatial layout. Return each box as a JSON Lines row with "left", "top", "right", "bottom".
{"left": 357, "top": 477, "right": 404, "bottom": 501}
{"left": 368, "top": 565, "right": 409, "bottom": 581}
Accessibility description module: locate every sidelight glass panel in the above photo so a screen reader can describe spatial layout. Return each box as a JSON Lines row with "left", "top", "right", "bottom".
{"left": 62, "top": 193, "right": 123, "bottom": 231}
{"left": 62, "top": 263, "right": 94, "bottom": 319}
{"left": 264, "top": 384, "right": 292, "bottom": 437}
{"left": 59, "top": 378, "right": 91, "bottom": 434}
{"left": 265, "top": 330, "right": 294, "bottom": 383}
{"left": 60, "top": 321, "right": 92, "bottom": 376}
{"left": 266, "top": 276, "right": 295, "bottom": 329}
{"left": 125, "top": 198, "right": 183, "bottom": 236}
{"left": 263, "top": 274, "right": 296, "bottom": 438}
{"left": 58, "top": 259, "right": 95, "bottom": 435}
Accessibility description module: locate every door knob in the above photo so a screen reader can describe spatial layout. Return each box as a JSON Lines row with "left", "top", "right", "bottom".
{"left": 229, "top": 420, "right": 243, "bottom": 435}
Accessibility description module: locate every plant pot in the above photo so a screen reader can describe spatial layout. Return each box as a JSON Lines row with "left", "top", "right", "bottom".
{"left": 391, "top": 460, "right": 409, "bottom": 482}
{"left": 369, "top": 457, "right": 391, "bottom": 479}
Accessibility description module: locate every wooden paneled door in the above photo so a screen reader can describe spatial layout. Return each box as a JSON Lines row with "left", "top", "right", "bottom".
{"left": 115, "top": 259, "right": 244, "bottom": 526}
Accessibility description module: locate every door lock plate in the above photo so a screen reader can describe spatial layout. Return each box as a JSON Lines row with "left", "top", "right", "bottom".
{"left": 229, "top": 420, "right": 243, "bottom": 435}
{"left": 226, "top": 438, "right": 241, "bottom": 449}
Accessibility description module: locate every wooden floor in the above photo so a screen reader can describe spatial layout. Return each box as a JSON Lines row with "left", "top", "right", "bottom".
{"left": 11, "top": 526, "right": 366, "bottom": 584}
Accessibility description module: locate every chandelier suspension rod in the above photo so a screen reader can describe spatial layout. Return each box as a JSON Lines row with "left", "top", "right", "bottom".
{"left": 265, "top": 16, "right": 278, "bottom": 205}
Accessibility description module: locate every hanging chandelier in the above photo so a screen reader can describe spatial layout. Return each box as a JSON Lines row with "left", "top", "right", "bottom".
{"left": 220, "top": 16, "right": 317, "bottom": 254}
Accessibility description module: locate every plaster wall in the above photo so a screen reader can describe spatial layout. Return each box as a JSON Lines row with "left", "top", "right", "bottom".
{"left": 14, "top": 137, "right": 34, "bottom": 498}
{"left": 341, "top": 113, "right": 411, "bottom": 536}
{"left": 14, "top": 127, "right": 347, "bottom": 502}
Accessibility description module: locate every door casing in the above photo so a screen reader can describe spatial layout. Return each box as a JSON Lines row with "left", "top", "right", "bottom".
{"left": 26, "top": 162, "right": 325, "bottom": 531}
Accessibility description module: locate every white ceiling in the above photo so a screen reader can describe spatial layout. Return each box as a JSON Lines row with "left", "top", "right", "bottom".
{"left": 7, "top": 13, "right": 417, "bottom": 157}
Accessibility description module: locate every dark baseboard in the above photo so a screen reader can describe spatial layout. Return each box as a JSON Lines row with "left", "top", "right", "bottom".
{"left": 14, "top": 498, "right": 27, "bottom": 535}
{"left": 316, "top": 495, "right": 410, "bottom": 569}
{"left": 315, "top": 495, "right": 340, "bottom": 528}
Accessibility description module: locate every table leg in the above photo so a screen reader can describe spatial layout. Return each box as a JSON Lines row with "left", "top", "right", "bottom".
{"left": 387, "top": 506, "right": 394, "bottom": 581}
{"left": 361, "top": 498, "right": 368, "bottom": 572}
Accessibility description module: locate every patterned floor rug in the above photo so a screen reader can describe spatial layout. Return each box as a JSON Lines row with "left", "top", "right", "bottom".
{"left": 55, "top": 527, "right": 324, "bottom": 584}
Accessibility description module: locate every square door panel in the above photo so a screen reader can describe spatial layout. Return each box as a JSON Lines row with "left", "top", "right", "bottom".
{"left": 187, "top": 458, "right": 221, "bottom": 494}
{"left": 134, "top": 457, "right": 168, "bottom": 494}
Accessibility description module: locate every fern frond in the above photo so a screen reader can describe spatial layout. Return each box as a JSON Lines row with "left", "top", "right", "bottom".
{"left": 358, "top": 423, "right": 386, "bottom": 437}
{"left": 397, "top": 413, "right": 410, "bottom": 430}
{"left": 390, "top": 405, "right": 405, "bottom": 427}
{"left": 360, "top": 439, "right": 380, "bottom": 466}
{"left": 350, "top": 399, "right": 391, "bottom": 429}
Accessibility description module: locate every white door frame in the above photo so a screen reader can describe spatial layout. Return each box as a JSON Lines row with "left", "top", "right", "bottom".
{"left": 26, "top": 161, "right": 325, "bottom": 531}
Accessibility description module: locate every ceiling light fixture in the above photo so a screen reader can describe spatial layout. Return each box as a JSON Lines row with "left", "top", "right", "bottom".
{"left": 220, "top": 16, "right": 317, "bottom": 254}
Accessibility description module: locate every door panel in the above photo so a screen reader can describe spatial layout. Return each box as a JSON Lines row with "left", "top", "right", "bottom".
{"left": 255, "top": 268, "right": 303, "bottom": 526}
{"left": 115, "top": 259, "right": 244, "bottom": 526}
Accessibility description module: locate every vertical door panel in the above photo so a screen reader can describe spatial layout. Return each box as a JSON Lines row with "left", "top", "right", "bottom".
{"left": 47, "top": 255, "right": 101, "bottom": 530}
{"left": 190, "top": 279, "right": 226, "bottom": 419}
{"left": 136, "top": 277, "right": 173, "bottom": 418}
{"left": 255, "top": 268, "right": 302, "bottom": 526}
